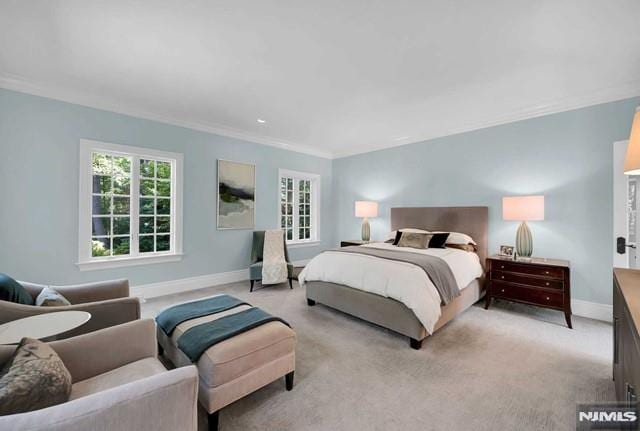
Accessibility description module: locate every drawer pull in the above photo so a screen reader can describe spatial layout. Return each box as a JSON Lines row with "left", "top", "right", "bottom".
{"left": 501, "top": 276, "right": 505, "bottom": 279}
{"left": 501, "top": 289, "right": 505, "bottom": 293}
{"left": 501, "top": 265, "right": 505, "bottom": 269}
{"left": 545, "top": 282, "right": 550, "bottom": 286}
{"left": 546, "top": 296, "right": 550, "bottom": 301}
{"left": 545, "top": 271, "right": 549, "bottom": 275}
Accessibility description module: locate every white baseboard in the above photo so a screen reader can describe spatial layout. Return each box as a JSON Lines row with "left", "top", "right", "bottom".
{"left": 132, "top": 260, "right": 311, "bottom": 300}
{"left": 133, "top": 265, "right": 611, "bottom": 323}
{"left": 571, "top": 299, "right": 612, "bottom": 323}
{"left": 132, "top": 269, "right": 248, "bottom": 299}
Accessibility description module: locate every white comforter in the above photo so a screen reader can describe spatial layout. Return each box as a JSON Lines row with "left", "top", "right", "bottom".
{"left": 298, "top": 243, "right": 483, "bottom": 334}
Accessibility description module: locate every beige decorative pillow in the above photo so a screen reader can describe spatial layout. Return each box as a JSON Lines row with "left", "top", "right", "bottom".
{"left": 0, "top": 338, "right": 72, "bottom": 415}
{"left": 397, "top": 232, "right": 432, "bottom": 249}
{"left": 35, "top": 287, "right": 71, "bottom": 307}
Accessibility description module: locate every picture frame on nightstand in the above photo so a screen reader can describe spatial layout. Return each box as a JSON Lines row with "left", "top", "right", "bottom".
{"left": 499, "top": 245, "right": 514, "bottom": 257}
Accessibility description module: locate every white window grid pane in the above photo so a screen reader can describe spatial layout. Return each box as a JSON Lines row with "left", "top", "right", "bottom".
{"left": 280, "top": 177, "right": 295, "bottom": 233}
{"left": 140, "top": 159, "right": 156, "bottom": 180}
{"left": 86, "top": 149, "right": 177, "bottom": 261}
{"left": 138, "top": 157, "right": 172, "bottom": 254}
{"left": 139, "top": 233, "right": 156, "bottom": 253}
{"left": 90, "top": 152, "right": 133, "bottom": 256}
{"left": 278, "top": 174, "right": 317, "bottom": 243}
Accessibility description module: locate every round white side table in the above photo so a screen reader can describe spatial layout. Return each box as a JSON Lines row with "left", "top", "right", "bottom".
{"left": 0, "top": 311, "right": 91, "bottom": 344}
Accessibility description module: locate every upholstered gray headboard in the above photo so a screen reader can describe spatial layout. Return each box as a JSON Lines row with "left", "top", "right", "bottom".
{"left": 390, "top": 206, "right": 489, "bottom": 269}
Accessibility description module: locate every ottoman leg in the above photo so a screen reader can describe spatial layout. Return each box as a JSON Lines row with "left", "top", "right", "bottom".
{"left": 307, "top": 298, "right": 316, "bottom": 306}
{"left": 208, "top": 411, "right": 219, "bottom": 431}
{"left": 289, "top": 277, "right": 293, "bottom": 289}
{"left": 250, "top": 280, "right": 255, "bottom": 292}
{"left": 285, "top": 371, "right": 294, "bottom": 391}
{"left": 409, "top": 338, "right": 422, "bottom": 350}
{"left": 157, "top": 342, "right": 164, "bottom": 356}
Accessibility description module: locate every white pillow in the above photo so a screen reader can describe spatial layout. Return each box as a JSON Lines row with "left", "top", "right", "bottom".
{"left": 438, "top": 231, "right": 476, "bottom": 245}
{"left": 35, "top": 287, "right": 71, "bottom": 307}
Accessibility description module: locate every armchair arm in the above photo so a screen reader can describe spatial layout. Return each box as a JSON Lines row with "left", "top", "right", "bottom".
{"left": 18, "top": 279, "right": 130, "bottom": 304}
{"left": 0, "top": 297, "right": 140, "bottom": 338}
{"left": 50, "top": 279, "right": 130, "bottom": 304}
{"left": 2, "top": 366, "right": 199, "bottom": 431}
{"left": 59, "top": 297, "right": 141, "bottom": 338}
{"left": 49, "top": 319, "right": 157, "bottom": 382}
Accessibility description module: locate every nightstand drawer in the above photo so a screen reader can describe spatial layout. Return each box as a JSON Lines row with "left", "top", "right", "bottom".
{"left": 493, "top": 261, "right": 564, "bottom": 279}
{"left": 492, "top": 282, "right": 563, "bottom": 308}
{"left": 492, "top": 271, "right": 564, "bottom": 290}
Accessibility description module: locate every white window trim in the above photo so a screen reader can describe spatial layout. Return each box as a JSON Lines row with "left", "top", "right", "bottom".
{"left": 77, "top": 139, "right": 184, "bottom": 271}
{"left": 278, "top": 169, "right": 321, "bottom": 246}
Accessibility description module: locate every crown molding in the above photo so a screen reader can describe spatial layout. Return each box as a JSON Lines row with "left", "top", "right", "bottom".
{"left": 0, "top": 74, "right": 333, "bottom": 159}
{"left": 2, "top": 73, "right": 639, "bottom": 161}
{"left": 333, "top": 80, "right": 640, "bottom": 159}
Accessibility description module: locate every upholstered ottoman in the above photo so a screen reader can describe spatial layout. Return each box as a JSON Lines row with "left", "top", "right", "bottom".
{"left": 156, "top": 296, "right": 296, "bottom": 431}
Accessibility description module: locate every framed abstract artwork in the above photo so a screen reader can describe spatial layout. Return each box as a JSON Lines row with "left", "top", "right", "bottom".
{"left": 217, "top": 160, "right": 256, "bottom": 229}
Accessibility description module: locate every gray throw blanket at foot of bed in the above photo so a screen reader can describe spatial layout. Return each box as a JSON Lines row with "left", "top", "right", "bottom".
{"left": 156, "top": 294, "right": 249, "bottom": 335}
{"left": 334, "top": 246, "right": 460, "bottom": 305}
{"left": 178, "top": 307, "right": 291, "bottom": 361}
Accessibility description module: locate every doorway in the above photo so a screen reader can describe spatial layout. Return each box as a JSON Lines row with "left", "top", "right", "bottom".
{"left": 613, "top": 140, "right": 640, "bottom": 269}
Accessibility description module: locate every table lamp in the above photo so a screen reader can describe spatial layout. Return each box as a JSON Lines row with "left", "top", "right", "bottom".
{"left": 355, "top": 201, "right": 378, "bottom": 242}
{"left": 503, "top": 195, "right": 544, "bottom": 258}
{"left": 624, "top": 106, "right": 640, "bottom": 175}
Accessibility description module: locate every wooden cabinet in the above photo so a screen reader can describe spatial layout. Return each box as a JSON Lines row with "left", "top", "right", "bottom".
{"left": 485, "top": 255, "right": 572, "bottom": 328}
{"left": 613, "top": 268, "right": 640, "bottom": 404}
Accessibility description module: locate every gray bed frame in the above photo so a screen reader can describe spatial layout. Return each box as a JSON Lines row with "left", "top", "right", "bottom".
{"left": 305, "top": 206, "right": 488, "bottom": 349}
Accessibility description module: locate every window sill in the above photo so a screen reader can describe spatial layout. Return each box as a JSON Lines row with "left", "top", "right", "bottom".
{"left": 286, "top": 240, "right": 321, "bottom": 249}
{"left": 76, "top": 253, "right": 184, "bottom": 271}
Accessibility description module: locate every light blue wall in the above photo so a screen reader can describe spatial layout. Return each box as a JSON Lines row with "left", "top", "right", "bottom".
{"left": 0, "top": 88, "right": 333, "bottom": 286}
{"left": 333, "top": 97, "right": 640, "bottom": 305}
{"left": 2, "top": 87, "right": 637, "bottom": 304}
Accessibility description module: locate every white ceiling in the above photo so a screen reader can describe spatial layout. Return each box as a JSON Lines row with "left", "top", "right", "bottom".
{"left": 1, "top": 1, "right": 640, "bottom": 159}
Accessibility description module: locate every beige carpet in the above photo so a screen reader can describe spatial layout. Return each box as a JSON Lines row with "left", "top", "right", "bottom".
{"left": 142, "top": 280, "right": 613, "bottom": 431}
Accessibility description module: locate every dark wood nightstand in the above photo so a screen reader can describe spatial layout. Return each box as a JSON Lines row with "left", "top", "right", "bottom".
{"left": 340, "top": 240, "right": 370, "bottom": 247}
{"left": 485, "top": 255, "right": 572, "bottom": 328}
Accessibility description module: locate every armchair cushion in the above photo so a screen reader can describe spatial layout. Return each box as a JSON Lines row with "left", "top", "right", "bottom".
{"left": 0, "top": 338, "right": 71, "bottom": 415}
{"left": 35, "top": 287, "right": 71, "bottom": 307}
{"left": 0, "top": 273, "right": 33, "bottom": 305}
{"left": 70, "top": 357, "right": 167, "bottom": 400}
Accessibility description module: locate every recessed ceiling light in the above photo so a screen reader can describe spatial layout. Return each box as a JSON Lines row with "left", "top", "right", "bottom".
{"left": 257, "top": 118, "right": 266, "bottom": 124}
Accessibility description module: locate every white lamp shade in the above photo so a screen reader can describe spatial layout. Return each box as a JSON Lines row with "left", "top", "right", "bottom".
{"left": 355, "top": 201, "right": 378, "bottom": 218}
{"left": 503, "top": 196, "right": 544, "bottom": 221}
{"left": 624, "top": 107, "right": 640, "bottom": 175}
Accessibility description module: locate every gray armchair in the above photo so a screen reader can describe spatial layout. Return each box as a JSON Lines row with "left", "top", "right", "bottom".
{"left": 0, "top": 279, "right": 140, "bottom": 339}
{"left": 0, "top": 319, "right": 199, "bottom": 431}
{"left": 249, "top": 230, "right": 294, "bottom": 292}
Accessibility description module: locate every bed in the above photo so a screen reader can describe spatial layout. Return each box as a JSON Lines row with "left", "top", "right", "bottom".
{"left": 299, "top": 206, "right": 488, "bottom": 349}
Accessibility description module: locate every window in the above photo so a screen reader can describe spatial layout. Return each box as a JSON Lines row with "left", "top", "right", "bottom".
{"left": 78, "top": 140, "right": 183, "bottom": 270}
{"left": 279, "top": 169, "right": 320, "bottom": 245}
